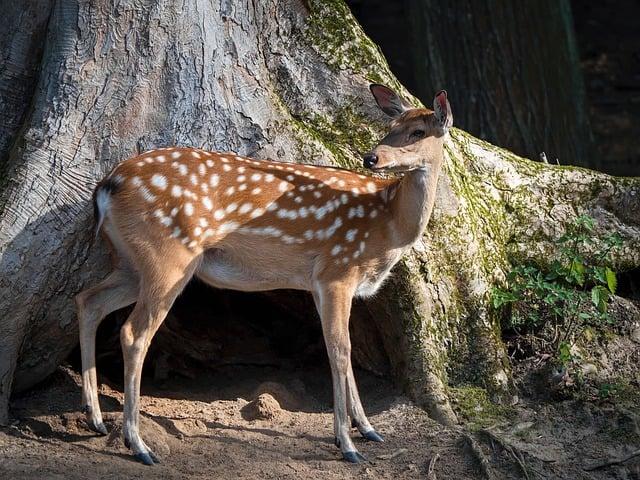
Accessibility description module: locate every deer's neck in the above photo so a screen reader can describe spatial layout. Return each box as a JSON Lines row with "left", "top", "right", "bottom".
{"left": 388, "top": 158, "right": 443, "bottom": 247}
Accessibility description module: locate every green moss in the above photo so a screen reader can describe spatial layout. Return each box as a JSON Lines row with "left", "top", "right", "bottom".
{"left": 449, "top": 385, "right": 515, "bottom": 430}
{"left": 303, "top": 0, "right": 404, "bottom": 92}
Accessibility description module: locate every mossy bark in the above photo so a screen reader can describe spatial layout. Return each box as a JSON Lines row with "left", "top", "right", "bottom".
{"left": 0, "top": 0, "right": 639, "bottom": 426}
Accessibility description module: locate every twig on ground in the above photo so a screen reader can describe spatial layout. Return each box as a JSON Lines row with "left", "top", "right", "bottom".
{"left": 584, "top": 449, "right": 640, "bottom": 471}
{"left": 427, "top": 452, "right": 439, "bottom": 480}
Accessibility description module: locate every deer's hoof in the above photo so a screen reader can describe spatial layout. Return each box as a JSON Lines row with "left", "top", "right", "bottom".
{"left": 343, "top": 450, "right": 367, "bottom": 464}
{"left": 87, "top": 419, "right": 107, "bottom": 436}
{"left": 362, "top": 429, "right": 384, "bottom": 442}
{"left": 134, "top": 452, "right": 157, "bottom": 466}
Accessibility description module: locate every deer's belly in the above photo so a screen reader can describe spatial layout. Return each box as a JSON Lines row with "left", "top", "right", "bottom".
{"left": 195, "top": 248, "right": 311, "bottom": 292}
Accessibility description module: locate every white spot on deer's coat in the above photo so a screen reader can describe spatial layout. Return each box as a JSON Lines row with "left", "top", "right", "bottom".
{"left": 369, "top": 209, "right": 378, "bottom": 218}
{"left": 198, "top": 164, "right": 206, "bottom": 176}
{"left": 140, "top": 186, "right": 156, "bottom": 202}
{"left": 188, "top": 240, "right": 198, "bottom": 249}
{"left": 170, "top": 227, "right": 181, "bottom": 238}
{"left": 194, "top": 226, "right": 202, "bottom": 236}
{"left": 214, "top": 209, "right": 225, "bottom": 220}
{"left": 210, "top": 174, "right": 220, "bottom": 187}
{"left": 184, "top": 203, "right": 194, "bottom": 216}
{"left": 156, "top": 155, "right": 166, "bottom": 163}
{"left": 225, "top": 186, "right": 235, "bottom": 196}
{"left": 202, "top": 197, "right": 213, "bottom": 210}
{"left": 218, "top": 221, "right": 239, "bottom": 234}
{"left": 313, "top": 191, "right": 322, "bottom": 199}
{"left": 226, "top": 203, "right": 238, "bottom": 213}
{"left": 366, "top": 182, "right": 376, "bottom": 193}
{"left": 199, "top": 218, "right": 208, "bottom": 227}
{"left": 238, "top": 184, "right": 247, "bottom": 191}
{"left": 191, "top": 151, "right": 201, "bottom": 159}
{"left": 171, "top": 185, "right": 183, "bottom": 197}
{"left": 150, "top": 174, "right": 167, "bottom": 190}
{"left": 265, "top": 174, "right": 274, "bottom": 182}
{"left": 237, "top": 175, "right": 246, "bottom": 182}
{"left": 250, "top": 208, "right": 264, "bottom": 218}
{"left": 251, "top": 173, "right": 261, "bottom": 182}
{"left": 171, "top": 151, "right": 181, "bottom": 159}
{"left": 278, "top": 181, "right": 288, "bottom": 192}
{"left": 251, "top": 187, "right": 261, "bottom": 195}
{"left": 239, "top": 203, "right": 253, "bottom": 214}
{"left": 178, "top": 164, "right": 188, "bottom": 176}
{"left": 345, "top": 229, "right": 358, "bottom": 242}
{"left": 206, "top": 159, "right": 214, "bottom": 167}
{"left": 266, "top": 202, "right": 278, "bottom": 212}
{"left": 160, "top": 216, "right": 172, "bottom": 227}
{"left": 190, "top": 174, "right": 198, "bottom": 186}
{"left": 223, "top": 164, "right": 232, "bottom": 172}
{"left": 331, "top": 245, "right": 342, "bottom": 256}
{"left": 171, "top": 207, "right": 179, "bottom": 217}
{"left": 131, "top": 176, "right": 142, "bottom": 187}
{"left": 238, "top": 166, "right": 246, "bottom": 173}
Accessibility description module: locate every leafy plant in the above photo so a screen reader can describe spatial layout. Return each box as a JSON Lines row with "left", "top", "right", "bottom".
{"left": 492, "top": 215, "right": 622, "bottom": 363}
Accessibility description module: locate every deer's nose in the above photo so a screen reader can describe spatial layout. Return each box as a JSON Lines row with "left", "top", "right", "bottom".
{"left": 363, "top": 152, "right": 378, "bottom": 169}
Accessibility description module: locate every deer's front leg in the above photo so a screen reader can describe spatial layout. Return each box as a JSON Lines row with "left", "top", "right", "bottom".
{"left": 314, "top": 282, "right": 366, "bottom": 464}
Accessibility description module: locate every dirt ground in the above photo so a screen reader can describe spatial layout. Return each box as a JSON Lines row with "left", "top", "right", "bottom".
{"left": 1, "top": 364, "right": 639, "bottom": 480}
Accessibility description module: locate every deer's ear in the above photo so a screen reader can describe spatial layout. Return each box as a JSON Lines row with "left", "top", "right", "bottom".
{"left": 433, "top": 90, "right": 453, "bottom": 131}
{"left": 370, "top": 84, "right": 411, "bottom": 118}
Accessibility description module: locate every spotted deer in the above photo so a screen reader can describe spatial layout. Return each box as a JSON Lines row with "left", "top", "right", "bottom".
{"left": 76, "top": 84, "right": 452, "bottom": 465}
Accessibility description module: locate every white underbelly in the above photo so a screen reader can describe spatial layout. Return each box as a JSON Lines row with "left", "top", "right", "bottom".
{"left": 195, "top": 249, "right": 312, "bottom": 292}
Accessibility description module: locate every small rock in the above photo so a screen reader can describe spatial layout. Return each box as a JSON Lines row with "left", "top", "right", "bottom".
{"left": 241, "top": 393, "right": 282, "bottom": 421}
{"left": 630, "top": 326, "right": 640, "bottom": 344}
{"left": 581, "top": 363, "right": 598, "bottom": 376}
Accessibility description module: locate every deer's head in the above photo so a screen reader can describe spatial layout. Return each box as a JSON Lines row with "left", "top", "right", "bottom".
{"left": 364, "top": 85, "right": 453, "bottom": 172}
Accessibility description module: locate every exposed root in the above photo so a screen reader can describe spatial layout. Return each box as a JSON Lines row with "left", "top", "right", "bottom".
{"left": 584, "top": 449, "right": 640, "bottom": 471}
{"left": 462, "top": 432, "right": 494, "bottom": 479}
{"left": 479, "top": 428, "right": 531, "bottom": 480}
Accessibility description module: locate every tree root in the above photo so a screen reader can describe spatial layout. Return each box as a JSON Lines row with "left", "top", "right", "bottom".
{"left": 584, "top": 449, "right": 640, "bottom": 471}
{"left": 479, "top": 428, "right": 531, "bottom": 480}
{"left": 462, "top": 432, "right": 494, "bottom": 479}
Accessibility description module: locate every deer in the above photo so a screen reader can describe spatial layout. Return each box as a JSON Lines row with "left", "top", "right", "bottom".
{"left": 76, "top": 84, "right": 452, "bottom": 465}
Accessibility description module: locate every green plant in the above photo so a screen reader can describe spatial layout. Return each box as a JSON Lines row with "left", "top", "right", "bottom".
{"left": 492, "top": 215, "right": 622, "bottom": 363}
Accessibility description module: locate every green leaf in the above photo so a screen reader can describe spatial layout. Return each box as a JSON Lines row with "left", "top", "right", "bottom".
{"left": 569, "top": 260, "right": 585, "bottom": 286}
{"left": 591, "top": 285, "right": 610, "bottom": 313}
{"left": 605, "top": 267, "right": 617, "bottom": 294}
{"left": 558, "top": 342, "right": 572, "bottom": 365}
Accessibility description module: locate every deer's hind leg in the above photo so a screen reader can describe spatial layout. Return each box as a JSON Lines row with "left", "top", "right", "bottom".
{"left": 76, "top": 266, "right": 139, "bottom": 434}
{"left": 347, "top": 363, "right": 384, "bottom": 442}
{"left": 120, "top": 248, "right": 200, "bottom": 465}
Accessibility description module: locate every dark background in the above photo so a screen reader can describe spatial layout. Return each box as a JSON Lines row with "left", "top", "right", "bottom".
{"left": 347, "top": 0, "right": 640, "bottom": 177}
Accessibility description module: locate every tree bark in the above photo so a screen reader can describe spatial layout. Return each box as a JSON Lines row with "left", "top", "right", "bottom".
{"left": 403, "top": 0, "right": 593, "bottom": 169}
{"left": 0, "top": 0, "right": 638, "bottom": 427}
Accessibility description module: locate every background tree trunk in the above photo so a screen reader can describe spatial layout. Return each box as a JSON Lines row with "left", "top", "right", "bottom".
{"left": 349, "top": 0, "right": 593, "bottom": 169}
{"left": 0, "top": 0, "right": 638, "bottom": 426}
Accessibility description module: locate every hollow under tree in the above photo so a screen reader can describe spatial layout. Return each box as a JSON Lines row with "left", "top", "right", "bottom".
{"left": 0, "top": 0, "right": 639, "bottom": 426}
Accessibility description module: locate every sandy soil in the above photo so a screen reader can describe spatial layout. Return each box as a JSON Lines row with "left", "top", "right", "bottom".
{"left": 1, "top": 365, "right": 639, "bottom": 479}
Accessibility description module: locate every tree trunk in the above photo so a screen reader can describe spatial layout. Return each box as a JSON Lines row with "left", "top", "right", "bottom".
{"left": 0, "top": 0, "right": 638, "bottom": 427}
{"left": 386, "top": 0, "right": 593, "bottom": 169}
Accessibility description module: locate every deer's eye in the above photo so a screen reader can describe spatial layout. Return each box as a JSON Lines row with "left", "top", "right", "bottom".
{"left": 410, "top": 129, "right": 426, "bottom": 139}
